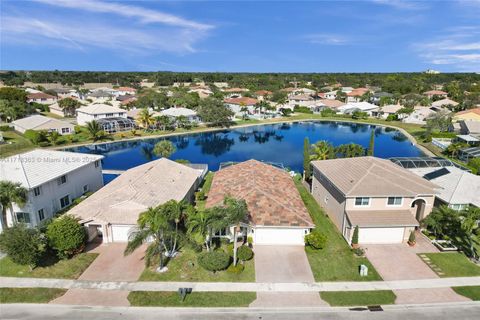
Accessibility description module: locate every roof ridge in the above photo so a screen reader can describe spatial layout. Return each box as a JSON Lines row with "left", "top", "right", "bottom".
{"left": 17, "top": 154, "right": 32, "bottom": 189}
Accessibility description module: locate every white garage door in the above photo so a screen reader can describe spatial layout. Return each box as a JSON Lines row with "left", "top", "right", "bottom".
{"left": 111, "top": 225, "right": 135, "bottom": 242}
{"left": 358, "top": 227, "right": 405, "bottom": 244}
{"left": 254, "top": 228, "right": 306, "bottom": 245}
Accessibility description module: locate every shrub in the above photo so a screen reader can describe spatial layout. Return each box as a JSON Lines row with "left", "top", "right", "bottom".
{"left": 468, "top": 158, "right": 480, "bottom": 175}
{"left": 385, "top": 114, "right": 397, "bottom": 121}
{"left": 293, "top": 105, "right": 313, "bottom": 114}
{"left": 226, "top": 243, "right": 234, "bottom": 257}
{"left": 46, "top": 215, "right": 86, "bottom": 259}
{"left": 352, "top": 111, "right": 368, "bottom": 120}
{"left": 408, "top": 230, "right": 416, "bottom": 244}
{"left": 0, "top": 125, "right": 12, "bottom": 131}
{"left": 237, "top": 245, "right": 254, "bottom": 261}
{"left": 227, "top": 263, "right": 244, "bottom": 274}
{"left": 197, "top": 250, "right": 230, "bottom": 272}
{"left": 247, "top": 236, "right": 253, "bottom": 246}
{"left": 352, "top": 247, "right": 365, "bottom": 257}
{"left": 0, "top": 224, "right": 46, "bottom": 269}
{"left": 320, "top": 108, "right": 336, "bottom": 117}
{"left": 24, "top": 129, "right": 47, "bottom": 145}
{"left": 304, "top": 230, "right": 327, "bottom": 249}
{"left": 195, "top": 190, "right": 206, "bottom": 201}
{"left": 352, "top": 226, "right": 359, "bottom": 246}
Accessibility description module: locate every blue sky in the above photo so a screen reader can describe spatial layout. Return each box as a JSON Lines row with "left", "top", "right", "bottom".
{"left": 1, "top": 0, "right": 479, "bottom": 72}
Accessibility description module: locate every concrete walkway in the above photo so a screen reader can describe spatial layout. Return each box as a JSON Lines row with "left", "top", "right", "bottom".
{"left": 2, "top": 276, "right": 480, "bottom": 292}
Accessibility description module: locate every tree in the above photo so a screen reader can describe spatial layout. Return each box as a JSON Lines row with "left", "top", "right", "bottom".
{"left": 223, "top": 197, "right": 248, "bottom": 266}
{"left": 137, "top": 108, "right": 155, "bottom": 129}
{"left": 48, "top": 131, "right": 61, "bottom": 146}
{"left": 351, "top": 110, "right": 368, "bottom": 119}
{"left": 0, "top": 181, "right": 28, "bottom": 230}
{"left": 459, "top": 207, "right": 480, "bottom": 260}
{"left": 58, "top": 97, "right": 81, "bottom": 117}
{"left": 85, "top": 120, "right": 105, "bottom": 141}
{"left": 175, "top": 115, "right": 191, "bottom": 129}
{"left": 0, "top": 224, "right": 46, "bottom": 269}
{"left": 153, "top": 140, "right": 176, "bottom": 158}
{"left": 368, "top": 130, "right": 375, "bottom": 156}
{"left": 237, "top": 245, "right": 254, "bottom": 261}
{"left": 24, "top": 129, "right": 48, "bottom": 145}
{"left": 304, "top": 230, "right": 327, "bottom": 249}
{"left": 335, "top": 143, "right": 365, "bottom": 158}
{"left": 445, "top": 142, "right": 468, "bottom": 159}
{"left": 197, "top": 97, "right": 234, "bottom": 127}
{"left": 303, "top": 137, "right": 312, "bottom": 180}
{"left": 467, "top": 158, "right": 480, "bottom": 175}
{"left": 422, "top": 205, "right": 459, "bottom": 238}
{"left": 198, "top": 250, "right": 230, "bottom": 272}
{"left": 155, "top": 115, "right": 172, "bottom": 131}
{"left": 160, "top": 200, "right": 188, "bottom": 256}
{"left": 310, "top": 140, "right": 335, "bottom": 161}
{"left": 46, "top": 215, "right": 87, "bottom": 259}
{"left": 351, "top": 226, "right": 359, "bottom": 246}
{"left": 426, "top": 111, "right": 451, "bottom": 132}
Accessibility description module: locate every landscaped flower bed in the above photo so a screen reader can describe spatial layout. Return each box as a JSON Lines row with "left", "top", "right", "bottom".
{"left": 432, "top": 240, "right": 458, "bottom": 252}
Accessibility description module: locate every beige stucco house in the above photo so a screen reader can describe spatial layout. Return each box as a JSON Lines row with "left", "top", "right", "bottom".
{"left": 12, "top": 114, "right": 74, "bottom": 135}
{"left": 311, "top": 157, "right": 438, "bottom": 244}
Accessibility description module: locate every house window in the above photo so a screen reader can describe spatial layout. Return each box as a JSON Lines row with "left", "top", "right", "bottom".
{"left": 83, "top": 185, "right": 89, "bottom": 193}
{"left": 449, "top": 204, "right": 468, "bottom": 211}
{"left": 33, "top": 186, "right": 42, "bottom": 197}
{"left": 214, "top": 228, "right": 228, "bottom": 237}
{"left": 106, "top": 113, "right": 113, "bottom": 117}
{"left": 387, "top": 197, "right": 403, "bottom": 206}
{"left": 61, "top": 128, "right": 70, "bottom": 134}
{"left": 38, "top": 209, "right": 45, "bottom": 221}
{"left": 16, "top": 212, "right": 30, "bottom": 223}
{"left": 95, "top": 160, "right": 99, "bottom": 168}
{"left": 60, "top": 195, "right": 70, "bottom": 208}
{"left": 57, "top": 175, "right": 67, "bottom": 185}
{"left": 354, "top": 197, "right": 370, "bottom": 206}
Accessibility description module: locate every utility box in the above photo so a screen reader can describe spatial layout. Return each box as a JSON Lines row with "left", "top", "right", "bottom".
{"left": 360, "top": 264, "right": 368, "bottom": 277}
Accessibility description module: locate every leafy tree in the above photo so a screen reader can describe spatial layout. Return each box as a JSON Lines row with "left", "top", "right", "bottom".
{"left": 335, "top": 143, "right": 365, "bottom": 158}
{"left": 197, "top": 250, "right": 230, "bottom": 272}
{"left": 175, "top": 115, "right": 191, "bottom": 129}
{"left": 0, "top": 87, "right": 27, "bottom": 102}
{"left": 270, "top": 90, "right": 287, "bottom": 104}
{"left": 426, "top": 112, "right": 451, "bottom": 132}
{"left": 153, "top": 140, "right": 176, "bottom": 158}
{"left": 304, "top": 230, "right": 327, "bottom": 249}
{"left": 155, "top": 115, "right": 172, "bottom": 131}
{"left": 467, "top": 158, "right": 480, "bottom": 175}
{"left": 137, "top": 108, "right": 155, "bottom": 129}
{"left": 303, "top": 137, "right": 312, "bottom": 180}
{"left": 351, "top": 110, "right": 368, "bottom": 119}
{"left": 24, "top": 129, "right": 48, "bottom": 145}
{"left": 445, "top": 142, "right": 468, "bottom": 159}
{"left": 0, "top": 224, "right": 46, "bottom": 269}
{"left": 197, "top": 97, "right": 234, "bottom": 127}
{"left": 136, "top": 90, "right": 169, "bottom": 110}
{"left": 48, "top": 131, "right": 61, "bottom": 146}
{"left": 46, "top": 215, "right": 87, "bottom": 259}
{"left": 320, "top": 108, "right": 336, "bottom": 117}
{"left": 368, "top": 130, "right": 375, "bottom": 156}
{"left": 459, "top": 207, "right": 480, "bottom": 260}
{"left": 310, "top": 140, "right": 335, "bottom": 161}
{"left": 0, "top": 181, "right": 28, "bottom": 229}
{"left": 85, "top": 120, "right": 105, "bottom": 141}
{"left": 58, "top": 97, "right": 81, "bottom": 117}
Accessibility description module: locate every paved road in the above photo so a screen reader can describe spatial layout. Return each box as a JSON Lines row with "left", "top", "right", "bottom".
{"left": 2, "top": 276, "right": 480, "bottom": 292}
{"left": 1, "top": 302, "right": 480, "bottom": 320}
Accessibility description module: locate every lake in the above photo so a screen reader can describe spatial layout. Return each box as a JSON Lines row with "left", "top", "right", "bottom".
{"left": 65, "top": 121, "right": 423, "bottom": 182}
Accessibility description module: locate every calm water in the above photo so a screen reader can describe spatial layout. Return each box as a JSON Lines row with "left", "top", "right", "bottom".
{"left": 65, "top": 121, "right": 423, "bottom": 180}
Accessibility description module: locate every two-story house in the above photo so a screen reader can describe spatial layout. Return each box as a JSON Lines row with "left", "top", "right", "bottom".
{"left": 311, "top": 157, "right": 437, "bottom": 244}
{"left": 0, "top": 149, "right": 104, "bottom": 231}
{"left": 76, "top": 104, "right": 128, "bottom": 125}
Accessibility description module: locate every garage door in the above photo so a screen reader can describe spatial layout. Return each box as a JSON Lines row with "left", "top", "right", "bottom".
{"left": 358, "top": 227, "right": 405, "bottom": 244}
{"left": 111, "top": 225, "right": 135, "bottom": 242}
{"left": 254, "top": 228, "right": 306, "bottom": 245}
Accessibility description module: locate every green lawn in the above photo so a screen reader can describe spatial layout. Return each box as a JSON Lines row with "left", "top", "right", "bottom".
{"left": 128, "top": 291, "right": 256, "bottom": 307}
{"left": 294, "top": 178, "right": 382, "bottom": 281}
{"left": 0, "top": 130, "right": 35, "bottom": 157}
{"left": 320, "top": 290, "right": 396, "bottom": 306}
{"left": 139, "top": 248, "right": 255, "bottom": 282}
{"left": 452, "top": 286, "right": 480, "bottom": 301}
{"left": 0, "top": 288, "right": 67, "bottom": 303}
{"left": 0, "top": 253, "right": 98, "bottom": 279}
{"left": 421, "top": 253, "right": 480, "bottom": 277}
{"left": 195, "top": 171, "right": 214, "bottom": 211}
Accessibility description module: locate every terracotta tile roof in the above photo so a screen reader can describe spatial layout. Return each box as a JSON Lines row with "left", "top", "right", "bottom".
{"left": 27, "top": 92, "right": 56, "bottom": 99}
{"left": 455, "top": 107, "right": 480, "bottom": 116}
{"left": 224, "top": 97, "right": 258, "bottom": 106}
{"left": 423, "top": 90, "right": 447, "bottom": 95}
{"left": 206, "top": 160, "right": 314, "bottom": 228}
{"left": 318, "top": 99, "right": 345, "bottom": 109}
{"left": 118, "top": 87, "right": 136, "bottom": 92}
{"left": 346, "top": 210, "right": 419, "bottom": 227}
{"left": 255, "top": 90, "right": 272, "bottom": 96}
{"left": 223, "top": 87, "right": 249, "bottom": 92}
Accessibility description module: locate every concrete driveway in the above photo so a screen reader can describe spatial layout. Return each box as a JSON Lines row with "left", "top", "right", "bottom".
{"left": 250, "top": 245, "right": 327, "bottom": 307}
{"left": 51, "top": 243, "right": 146, "bottom": 306}
{"left": 365, "top": 237, "right": 470, "bottom": 304}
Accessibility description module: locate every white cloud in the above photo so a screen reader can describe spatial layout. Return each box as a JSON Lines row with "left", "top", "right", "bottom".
{"left": 304, "top": 34, "right": 350, "bottom": 45}
{"left": 371, "top": 0, "right": 428, "bottom": 10}
{"left": 33, "top": 0, "right": 213, "bottom": 30}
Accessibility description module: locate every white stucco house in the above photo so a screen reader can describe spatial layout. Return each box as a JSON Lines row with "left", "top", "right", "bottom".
{"left": 27, "top": 92, "right": 57, "bottom": 105}
{"left": 12, "top": 115, "right": 74, "bottom": 135}
{"left": 69, "top": 158, "right": 206, "bottom": 243}
{"left": 0, "top": 149, "right": 104, "bottom": 231}
{"left": 338, "top": 102, "right": 379, "bottom": 116}
{"left": 224, "top": 97, "right": 259, "bottom": 116}
{"left": 76, "top": 104, "right": 127, "bottom": 125}
{"left": 160, "top": 107, "right": 199, "bottom": 123}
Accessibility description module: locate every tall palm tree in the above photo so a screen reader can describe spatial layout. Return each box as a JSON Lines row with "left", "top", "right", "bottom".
{"left": 460, "top": 207, "right": 480, "bottom": 260}
{"left": 310, "top": 140, "right": 335, "bottom": 161}
{"left": 137, "top": 108, "right": 155, "bottom": 129}
{"left": 124, "top": 207, "right": 172, "bottom": 271}
{"left": 223, "top": 197, "right": 248, "bottom": 266}
{"left": 48, "top": 131, "right": 61, "bottom": 146}
{"left": 175, "top": 115, "right": 190, "bottom": 129}
{"left": 0, "top": 181, "right": 28, "bottom": 229}
{"left": 187, "top": 208, "right": 217, "bottom": 252}
{"left": 161, "top": 200, "right": 188, "bottom": 256}
{"left": 85, "top": 120, "right": 104, "bottom": 141}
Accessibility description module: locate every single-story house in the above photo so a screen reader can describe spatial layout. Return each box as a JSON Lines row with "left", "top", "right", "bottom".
{"left": 402, "top": 106, "right": 436, "bottom": 124}
{"left": 318, "top": 99, "right": 345, "bottom": 110}
{"left": 458, "top": 120, "right": 480, "bottom": 136}
{"left": 324, "top": 91, "right": 338, "bottom": 100}
{"left": 453, "top": 108, "right": 480, "bottom": 122}
{"left": 12, "top": 114, "right": 74, "bottom": 135}
{"left": 423, "top": 90, "right": 448, "bottom": 99}
{"left": 371, "top": 92, "right": 394, "bottom": 105}
{"left": 27, "top": 92, "right": 57, "bottom": 105}
{"left": 206, "top": 160, "right": 314, "bottom": 245}
{"left": 346, "top": 88, "right": 370, "bottom": 103}
{"left": 338, "top": 102, "right": 378, "bottom": 116}
{"left": 224, "top": 97, "right": 259, "bottom": 115}
{"left": 116, "top": 87, "right": 137, "bottom": 96}
{"left": 311, "top": 157, "right": 437, "bottom": 244}
{"left": 69, "top": 158, "right": 206, "bottom": 243}
{"left": 160, "top": 107, "right": 199, "bottom": 122}
{"left": 407, "top": 166, "right": 480, "bottom": 211}
{"left": 373, "top": 104, "right": 403, "bottom": 119}
{"left": 432, "top": 98, "right": 458, "bottom": 109}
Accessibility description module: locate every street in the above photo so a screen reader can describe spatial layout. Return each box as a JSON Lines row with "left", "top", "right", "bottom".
{"left": 1, "top": 302, "right": 480, "bottom": 320}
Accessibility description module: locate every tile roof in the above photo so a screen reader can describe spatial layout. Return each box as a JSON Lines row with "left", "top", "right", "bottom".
{"left": 69, "top": 158, "right": 201, "bottom": 225}
{"left": 311, "top": 157, "right": 438, "bottom": 197}
{"left": 27, "top": 92, "right": 56, "bottom": 99}
{"left": 223, "top": 87, "right": 249, "bottom": 92}
{"left": 118, "top": 87, "right": 136, "bottom": 92}
{"left": 255, "top": 90, "right": 273, "bottom": 96}
{"left": 11, "top": 115, "right": 72, "bottom": 130}
{"left": 0, "top": 149, "right": 103, "bottom": 189}
{"left": 431, "top": 98, "right": 458, "bottom": 108}
{"left": 224, "top": 97, "right": 258, "bottom": 106}
{"left": 346, "top": 210, "right": 419, "bottom": 227}
{"left": 77, "top": 103, "right": 126, "bottom": 115}
{"left": 160, "top": 107, "right": 197, "bottom": 117}
{"left": 318, "top": 99, "right": 345, "bottom": 109}
{"left": 206, "top": 160, "right": 314, "bottom": 228}
{"left": 455, "top": 107, "right": 480, "bottom": 116}
{"left": 423, "top": 90, "right": 447, "bottom": 95}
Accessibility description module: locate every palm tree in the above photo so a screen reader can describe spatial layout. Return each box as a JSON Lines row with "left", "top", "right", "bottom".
{"left": 153, "top": 140, "right": 176, "bottom": 158}
{"left": 48, "top": 131, "right": 61, "bottom": 146}
{"left": 175, "top": 115, "right": 190, "bottom": 129}
{"left": 310, "top": 140, "right": 335, "bottom": 161}
{"left": 446, "top": 142, "right": 468, "bottom": 159}
{"left": 137, "top": 108, "right": 155, "bottom": 130}
{"left": 187, "top": 208, "right": 217, "bottom": 252}
{"left": 58, "top": 97, "right": 80, "bottom": 117}
{"left": 124, "top": 207, "right": 172, "bottom": 272}
{"left": 85, "top": 120, "right": 105, "bottom": 141}
{"left": 161, "top": 200, "right": 188, "bottom": 256}
{"left": 460, "top": 207, "right": 480, "bottom": 260}
{"left": 155, "top": 115, "right": 171, "bottom": 131}
{"left": 223, "top": 197, "right": 248, "bottom": 266}
{"left": 0, "top": 181, "right": 28, "bottom": 229}
{"left": 240, "top": 105, "right": 249, "bottom": 120}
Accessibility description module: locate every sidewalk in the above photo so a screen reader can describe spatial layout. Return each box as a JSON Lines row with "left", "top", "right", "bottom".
{"left": 2, "top": 276, "right": 480, "bottom": 292}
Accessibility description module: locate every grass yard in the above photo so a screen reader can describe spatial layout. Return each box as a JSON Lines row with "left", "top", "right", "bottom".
{"left": 294, "top": 178, "right": 382, "bottom": 281}
{"left": 421, "top": 253, "right": 480, "bottom": 277}
{"left": 195, "top": 171, "right": 214, "bottom": 211}
{"left": 139, "top": 248, "right": 255, "bottom": 282}
{"left": 452, "top": 286, "right": 480, "bottom": 301}
{"left": 320, "top": 290, "right": 396, "bottom": 306}
{"left": 0, "top": 253, "right": 98, "bottom": 279}
{"left": 0, "top": 130, "right": 35, "bottom": 157}
{"left": 128, "top": 291, "right": 256, "bottom": 307}
{"left": 0, "top": 288, "right": 67, "bottom": 303}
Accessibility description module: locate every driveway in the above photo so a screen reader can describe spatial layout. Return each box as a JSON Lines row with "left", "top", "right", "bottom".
{"left": 249, "top": 245, "right": 327, "bottom": 307}
{"left": 365, "top": 235, "right": 470, "bottom": 304}
{"left": 51, "top": 243, "right": 146, "bottom": 306}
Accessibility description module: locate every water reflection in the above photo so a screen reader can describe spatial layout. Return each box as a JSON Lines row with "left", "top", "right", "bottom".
{"left": 194, "top": 132, "right": 235, "bottom": 156}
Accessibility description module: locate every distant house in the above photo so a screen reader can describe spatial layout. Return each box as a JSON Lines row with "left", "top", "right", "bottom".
{"left": 311, "top": 157, "right": 437, "bottom": 244}
{"left": 458, "top": 120, "right": 480, "bottom": 136}
{"left": 346, "top": 88, "right": 370, "bottom": 103}
{"left": 69, "top": 158, "right": 206, "bottom": 243}
{"left": 338, "top": 102, "right": 378, "bottom": 116}
{"left": 373, "top": 104, "right": 403, "bottom": 119}
{"left": 116, "top": 87, "right": 137, "bottom": 96}
{"left": 86, "top": 90, "right": 114, "bottom": 101}
{"left": 0, "top": 149, "right": 104, "bottom": 231}
{"left": 224, "top": 97, "right": 259, "bottom": 115}
{"left": 76, "top": 104, "right": 127, "bottom": 125}
{"left": 318, "top": 99, "right": 345, "bottom": 110}
{"left": 453, "top": 108, "right": 480, "bottom": 122}
{"left": 431, "top": 98, "right": 458, "bottom": 109}
{"left": 402, "top": 106, "right": 436, "bottom": 124}
{"left": 324, "top": 91, "right": 338, "bottom": 100}
{"left": 213, "top": 82, "right": 229, "bottom": 88}
{"left": 189, "top": 87, "right": 213, "bottom": 99}
{"left": 206, "top": 160, "right": 314, "bottom": 245}
{"left": 423, "top": 90, "right": 448, "bottom": 99}
{"left": 371, "top": 92, "right": 394, "bottom": 105}
{"left": 12, "top": 115, "right": 74, "bottom": 135}
{"left": 160, "top": 107, "right": 199, "bottom": 123}
{"left": 27, "top": 92, "right": 57, "bottom": 105}
{"left": 459, "top": 147, "right": 480, "bottom": 161}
